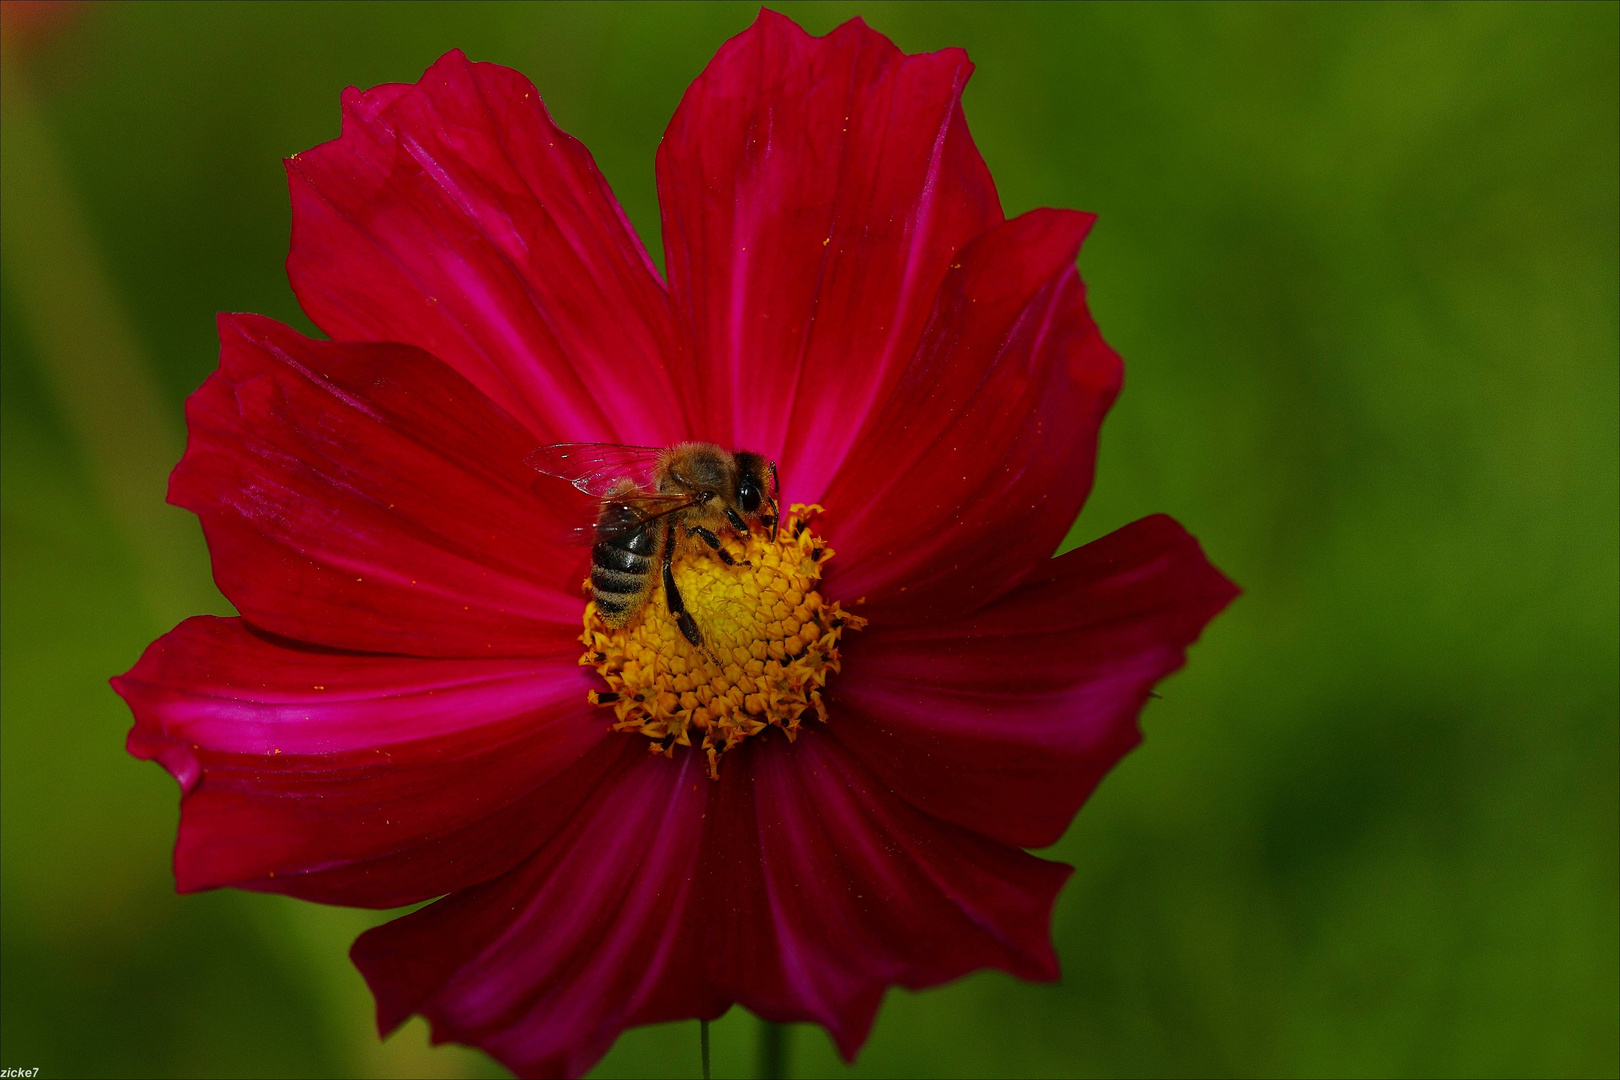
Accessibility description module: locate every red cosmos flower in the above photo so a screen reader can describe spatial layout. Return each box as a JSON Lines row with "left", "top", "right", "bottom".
{"left": 113, "top": 12, "right": 1235, "bottom": 1079}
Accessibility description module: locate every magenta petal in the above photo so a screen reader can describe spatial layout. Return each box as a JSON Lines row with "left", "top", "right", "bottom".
{"left": 351, "top": 731, "right": 1071, "bottom": 1075}
{"left": 695, "top": 729, "right": 1071, "bottom": 1060}
{"left": 831, "top": 515, "right": 1239, "bottom": 849}
{"left": 113, "top": 616, "right": 608, "bottom": 907}
{"left": 821, "top": 208, "right": 1122, "bottom": 620}
{"left": 657, "top": 12, "right": 1002, "bottom": 499}
{"left": 287, "top": 50, "right": 688, "bottom": 444}
{"left": 352, "top": 746, "right": 715, "bottom": 1080}
{"left": 172, "top": 313, "right": 586, "bottom": 656}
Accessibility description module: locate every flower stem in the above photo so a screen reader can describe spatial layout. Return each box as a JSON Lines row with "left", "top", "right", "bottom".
{"left": 758, "top": 1019, "right": 788, "bottom": 1079}
{"left": 700, "top": 1019, "right": 711, "bottom": 1080}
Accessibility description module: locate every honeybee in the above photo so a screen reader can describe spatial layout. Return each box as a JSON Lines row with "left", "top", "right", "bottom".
{"left": 526, "top": 442, "right": 779, "bottom": 648}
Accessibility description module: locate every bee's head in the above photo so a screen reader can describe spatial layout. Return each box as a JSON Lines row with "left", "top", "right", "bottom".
{"left": 731, "top": 451, "right": 778, "bottom": 533}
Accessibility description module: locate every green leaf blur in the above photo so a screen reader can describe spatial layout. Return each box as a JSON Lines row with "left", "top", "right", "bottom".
{"left": 2, "top": 3, "right": 1615, "bottom": 1077}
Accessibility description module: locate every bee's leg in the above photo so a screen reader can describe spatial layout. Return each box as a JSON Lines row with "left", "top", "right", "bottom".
{"left": 689, "top": 526, "right": 735, "bottom": 565}
{"left": 663, "top": 527, "right": 704, "bottom": 648}
{"left": 768, "top": 461, "right": 781, "bottom": 539}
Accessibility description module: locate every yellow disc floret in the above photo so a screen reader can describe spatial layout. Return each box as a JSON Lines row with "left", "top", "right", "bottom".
{"left": 580, "top": 504, "right": 865, "bottom": 778}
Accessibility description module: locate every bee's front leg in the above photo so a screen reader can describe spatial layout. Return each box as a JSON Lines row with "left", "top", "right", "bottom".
{"left": 688, "top": 525, "right": 735, "bottom": 565}
{"left": 663, "top": 527, "right": 704, "bottom": 648}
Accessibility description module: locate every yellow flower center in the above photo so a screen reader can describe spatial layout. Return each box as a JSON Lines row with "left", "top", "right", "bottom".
{"left": 580, "top": 504, "right": 864, "bottom": 778}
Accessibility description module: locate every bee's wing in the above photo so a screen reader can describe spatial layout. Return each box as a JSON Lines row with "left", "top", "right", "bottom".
{"left": 557, "top": 490, "right": 706, "bottom": 546}
{"left": 525, "top": 442, "right": 665, "bottom": 497}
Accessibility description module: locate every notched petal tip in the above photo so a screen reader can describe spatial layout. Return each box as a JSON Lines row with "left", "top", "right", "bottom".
{"left": 169, "top": 313, "right": 587, "bottom": 655}
{"left": 285, "top": 46, "right": 685, "bottom": 446}
{"left": 1128, "top": 513, "right": 1243, "bottom": 619}
{"left": 120, "top": 704, "right": 203, "bottom": 797}
{"left": 658, "top": 6, "right": 1002, "bottom": 499}
{"left": 117, "top": 614, "right": 608, "bottom": 908}
{"left": 822, "top": 207, "right": 1117, "bottom": 617}
{"left": 833, "top": 513, "right": 1238, "bottom": 850}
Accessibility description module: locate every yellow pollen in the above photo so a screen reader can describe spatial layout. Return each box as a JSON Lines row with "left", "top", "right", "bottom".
{"left": 580, "top": 504, "right": 865, "bottom": 778}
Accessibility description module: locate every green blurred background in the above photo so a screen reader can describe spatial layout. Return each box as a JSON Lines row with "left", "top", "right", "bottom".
{"left": 2, "top": 2, "right": 1615, "bottom": 1077}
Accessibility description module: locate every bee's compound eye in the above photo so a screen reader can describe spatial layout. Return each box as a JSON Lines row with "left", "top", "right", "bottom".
{"left": 737, "top": 475, "right": 762, "bottom": 514}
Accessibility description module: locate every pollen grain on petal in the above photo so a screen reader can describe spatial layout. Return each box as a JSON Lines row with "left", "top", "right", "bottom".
{"left": 581, "top": 505, "right": 864, "bottom": 778}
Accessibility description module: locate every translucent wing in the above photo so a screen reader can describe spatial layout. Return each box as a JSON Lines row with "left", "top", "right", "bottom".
{"left": 525, "top": 443, "right": 665, "bottom": 497}
{"left": 550, "top": 491, "right": 707, "bottom": 546}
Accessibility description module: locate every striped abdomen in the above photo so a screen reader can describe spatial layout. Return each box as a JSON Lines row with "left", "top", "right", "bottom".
{"left": 590, "top": 503, "right": 661, "bottom": 627}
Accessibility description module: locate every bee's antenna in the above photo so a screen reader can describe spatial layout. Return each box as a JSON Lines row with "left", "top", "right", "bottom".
{"left": 768, "top": 461, "right": 781, "bottom": 540}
